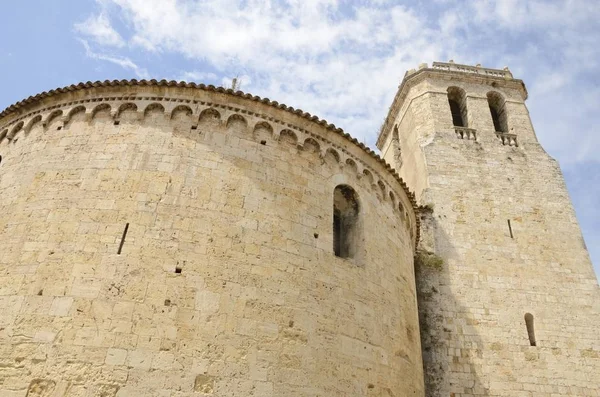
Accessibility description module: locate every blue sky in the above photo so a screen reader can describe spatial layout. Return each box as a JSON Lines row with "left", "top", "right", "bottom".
{"left": 1, "top": 0, "right": 598, "bottom": 279}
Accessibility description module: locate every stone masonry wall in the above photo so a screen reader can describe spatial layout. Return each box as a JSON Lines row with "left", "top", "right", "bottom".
{"left": 0, "top": 85, "right": 423, "bottom": 396}
{"left": 380, "top": 69, "right": 600, "bottom": 396}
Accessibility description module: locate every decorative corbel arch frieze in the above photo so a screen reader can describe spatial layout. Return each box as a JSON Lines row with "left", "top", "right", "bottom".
{"left": 0, "top": 86, "right": 420, "bottom": 245}
{"left": 24, "top": 115, "right": 43, "bottom": 134}
{"left": 7, "top": 121, "right": 24, "bottom": 139}
{"left": 43, "top": 109, "right": 64, "bottom": 129}
{"left": 90, "top": 103, "right": 113, "bottom": 121}
{"left": 64, "top": 105, "right": 87, "bottom": 125}
{"left": 115, "top": 103, "right": 138, "bottom": 121}
{"left": 170, "top": 104, "right": 194, "bottom": 120}
{"left": 143, "top": 102, "right": 166, "bottom": 117}
{"left": 225, "top": 114, "right": 248, "bottom": 133}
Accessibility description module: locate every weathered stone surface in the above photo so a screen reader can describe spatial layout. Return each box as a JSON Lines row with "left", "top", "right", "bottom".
{"left": 2, "top": 61, "right": 596, "bottom": 396}
{"left": 194, "top": 374, "right": 215, "bottom": 393}
{"left": 26, "top": 379, "right": 56, "bottom": 397}
{"left": 0, "top": 82, "right": 421, "bottom": 396}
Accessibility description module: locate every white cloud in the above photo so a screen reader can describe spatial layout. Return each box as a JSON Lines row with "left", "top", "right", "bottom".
{"left": 178, "top": 71, "right": 219, "bottom": 82}
{"left": 75, "top": 13, "right": 125, "bottom": 48}
{"left": 90, "top": 0, "right": 432, "bottom": 140}
{"left": 79, "top": 39, "right": 148, "bottom": 79}
{"left": 74, "top": 0, "right": 600, "bottom": 160}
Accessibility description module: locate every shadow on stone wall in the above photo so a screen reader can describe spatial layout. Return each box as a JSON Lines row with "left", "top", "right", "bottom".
{"left": 416, "top": 209, "right": 489, "bottom": 396}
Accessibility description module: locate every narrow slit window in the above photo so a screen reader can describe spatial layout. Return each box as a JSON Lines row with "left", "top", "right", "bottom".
{"left": 447, "top": 87, "right": 468, "bottom": 128}
{"left": 392, "top": 126, "right": 403, "bottom": 168}
{"left": 333, "top": 185, "right": 360, "bottom": 259}
{"left": 449, "top": 99, "right": 464, "bottom": 127}
{"left": 524, "top": 313, "right": 536, "bottom": 346}
{"left": 333, "top": 209, "right": 342, "bottom": 256}
{"left": 117, "top": 223, "right": 129, "bottom": 255}
{"left": 490, "top": 106, "right": 502, "bottom": 132}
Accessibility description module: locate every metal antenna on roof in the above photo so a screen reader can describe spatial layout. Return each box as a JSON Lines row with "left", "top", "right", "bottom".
{"left": 231, "top": 76, "right": 241, "bottom": 91}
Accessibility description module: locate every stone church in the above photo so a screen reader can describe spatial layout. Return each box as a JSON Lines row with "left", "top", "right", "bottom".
{"left": 0, "top": 61, "right": 598, "bottom": 396}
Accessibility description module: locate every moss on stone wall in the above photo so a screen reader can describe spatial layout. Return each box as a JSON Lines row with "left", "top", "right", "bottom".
{"left": 415, "top": 249, "right": 444, "bottom": 270}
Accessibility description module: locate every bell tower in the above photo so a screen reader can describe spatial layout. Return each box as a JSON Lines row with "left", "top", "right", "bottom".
{"left": 378, "top": 62, "right": 600, "bottom": 396}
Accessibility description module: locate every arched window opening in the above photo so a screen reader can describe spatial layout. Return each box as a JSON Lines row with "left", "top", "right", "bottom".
{"left": 524, "top": 313, "right": 536, "bottom": 346}
{"left": 447, "top": 87, "right": 468, "bottom": 127}
{"left": 489, "top": 105, "right": 502, "bottom": 131}
{"left": 487, "top": 92, "right": 508, "bottom": 133}
{"left": 448, "top": 100, "right": 464, "bottom": 127}
{"left": 333, "top": 185, "right": 360, "bottom": 259}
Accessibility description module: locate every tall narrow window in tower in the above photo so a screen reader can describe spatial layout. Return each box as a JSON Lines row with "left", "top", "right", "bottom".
{"left": 524, "top": 313, "right": 536, "bottom": 346}
{"left": 447, "top": 86, "right": 468, "bottom": 127}
{"left": 333, "top": 185, "right": 360, "bottom": 259}
{"left": 487, "top": 91, "right": 509, "bottom": 133}
{"left": 392, "top": 126, "right": 403, "bottom": 168}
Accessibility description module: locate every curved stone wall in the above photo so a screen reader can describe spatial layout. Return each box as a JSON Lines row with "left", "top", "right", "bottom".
{"left": 0, "top": 83, "right": 423, "bottom": 396}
